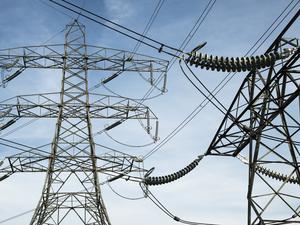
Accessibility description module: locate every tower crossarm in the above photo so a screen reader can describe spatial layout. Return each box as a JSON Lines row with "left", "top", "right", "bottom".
{"left": 0, "top": 45, "right": 168, "bottom": 72}
{"left": 0, "top": 139, "right": 50, "bottom": 180}
{"left": 0, "top": 137, "right": 147, "bottom": 182}
{"left": 95, "top": 152, "right": 147, "bottom": 182}
{"left": 0, "top": 152, "right": 147, "bottom": 183}
{"left": 0, "top": 93, "right": 158, "bottom": 120}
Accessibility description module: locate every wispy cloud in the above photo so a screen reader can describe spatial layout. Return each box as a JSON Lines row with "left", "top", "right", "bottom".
{"left": 103, "top": 0, "right": 135, "bottom": 23}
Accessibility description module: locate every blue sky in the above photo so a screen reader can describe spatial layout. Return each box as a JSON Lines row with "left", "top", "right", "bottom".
{"left": 0, "top": 1, "right": 299, "bottom": 225}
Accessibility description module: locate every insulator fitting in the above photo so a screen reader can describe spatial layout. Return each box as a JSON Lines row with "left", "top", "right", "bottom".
{"left": 0, "top": 118, "right": 18, "bottom": 131}
{"left": 144, "top": 155, "right": 204, "bottom": 186}
{"left": 237, "top": 154, "right": 299, "bottom": 185}
{"left": 0, "top": 173, "right": 10, "bottom": 182}
{"left": 185, "top": 48, "right": 295, "bottom": 72}
{"left": 256, "top": 164, "right": 299, "bottom": 185}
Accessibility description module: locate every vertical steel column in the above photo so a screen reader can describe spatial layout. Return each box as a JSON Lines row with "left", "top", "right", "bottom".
{"left": 29, "top": 20, "right": 111, "bottom": 225}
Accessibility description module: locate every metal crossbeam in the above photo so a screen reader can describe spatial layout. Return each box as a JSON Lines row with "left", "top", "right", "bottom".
{"left": 0, "top": 93, "right": 157, "bottom": 120}
{"left": 0, "top": 44, "right": 168, "bottom": 72}
{"left": 0, "top": 20, "right": 167, "bottom": 225}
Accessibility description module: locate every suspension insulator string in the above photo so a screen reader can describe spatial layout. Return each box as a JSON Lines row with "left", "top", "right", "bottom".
{"left": 184, "top": 47, "right": 297, "bottom": 72}
{"left": 144, "top": 155, "right": 204, "bottom": 186}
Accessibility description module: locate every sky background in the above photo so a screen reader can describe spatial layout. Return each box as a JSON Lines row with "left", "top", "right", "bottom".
{"left": 0, "top": 0, "right": 299, "bottom": 225}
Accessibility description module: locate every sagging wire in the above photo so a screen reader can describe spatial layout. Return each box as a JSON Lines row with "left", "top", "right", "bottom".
{"left": 143, "top": 0, "right": 299, "bottom": 160}
{"left": 133, "top": 62, "right": 167, "bottom": 95}
{"left": 179, "top": 60, "right": 227, "bottom": 115}
{"left": 106, "top": 177, "right": 145, "bottom": 201}
{"left": 49, "top": 0, "right": 183, "bottom": 57}
{"left": 101, "top": 107, "right": 159, "bottom": 148}
{"left": 0, "top": 138, "right": 51, "bottom": 156}
{"left": 39, "top": 0, "right": 74, "bottom": 19}
{"left": 50, "top": 0, "right": 215, "bottom": 114}
{"left": 96, "top": 62, "right": 166, "bottom": 102}
{"left": 101, "top": 82, "right": 164, "bottom": 101}
{"left": 110, "top": 0, "right": 216, "bottom": 153}
{"left": 103, "top": 129, "right": 156, "bottom": 148}
{"left": 130, "top": 0, "right": 165, "bottom": 56}
{"left": 134, "top": 0, "right": 216, "bottom": 109}
{"left": 0, "top": 209, "right": 35, "bottom": 224}
{"left": 129, "top": 0, "right": 166, "bottom": 92}
{"left": 140, "top": 183, "right": 221, "bottom": 225}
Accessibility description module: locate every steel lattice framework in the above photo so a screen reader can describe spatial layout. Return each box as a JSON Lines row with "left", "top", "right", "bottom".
{"left": 0, "top": 5, "right": 299, "bottom": 225}
{"left": 206, "top": 18, "right": 300, "bottom": 225}
{"left": 143, "top": 9, "right": 300, "bottom": 225}
{"left": 0, "top": 20, "right": 168, "bottom": 225}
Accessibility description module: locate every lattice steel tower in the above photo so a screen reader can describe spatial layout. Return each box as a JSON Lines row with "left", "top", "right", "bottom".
{"left": 29, "top": 21, "right": 112, "bottom": 225}
{"left": 0, "top": 20, "right": 168, "bottom": 225}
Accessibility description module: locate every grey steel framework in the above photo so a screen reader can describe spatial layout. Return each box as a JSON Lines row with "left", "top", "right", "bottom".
{"left": 206, "top": 14, "right": 300, "bottom": 225}
{"left": 143, "top": 9, "right": 300, "bottom": 225}
{"left": 0, "top": 6, "right": 300, "bottom": 225}
{"left": 0, "top": 20, "right": 168, "bottom": 225}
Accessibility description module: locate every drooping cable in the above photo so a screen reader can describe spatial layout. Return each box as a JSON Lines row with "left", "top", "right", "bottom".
{"left": 49, "top": 0, "right": 183, "bottom": 57}
{"left": 168, "top": 0, "right": 216, "bottom": 69}
{"left": 143, "top": 0, "right": 299, "bottom": 160}
{"left": 140, "top": 184, "right": 221, "bottom": 225}
{"left": 39, "top": 0, "right": 74, "bottom": 19}
{"left": 131, "top": 0, "right": 165, "bottom": 56}
{"left": 101, "top": 82, "right": 163, "bottom": 101}
{"left": 0, "top": 138, "right": 51, "bottom": 155}
{"left": 181, "top": 60, "right": 228, "bottom": 114}
{"left": 126, "top": 0, "right": 216, "bottom": 144}
{"left": 0, "top": 209, "right": 35, "bottom": 224}
{"left": 135, "top": 0, "right": 216, "bottom": 107}
{"left": 106, "top": 178, "right": 145, "bottom": 201}
{"left": 104, "top": 129, "right": 155, "bottom": 148}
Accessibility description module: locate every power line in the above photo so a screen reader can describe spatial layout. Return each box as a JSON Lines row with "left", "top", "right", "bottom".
{"left": 140, "top": 184, "right": 221, "bottom": 225}
{"left": 136, "top": 0, "right": 216, "bottom": 111}
{"left": 47, "top": 0, "right": 216, "bottom": 111}
{"left": 179, "top": 60, "right": 227, "bottom": 115}
{"left": 168, "top": 0, "right": 216, "bottom": 68}
{"left": 39, "top": 0, "right": 74, "bottom": 19}
{"left": 131, "top": 0, "right": 165, "bottom": 55}
{"left": 49, "top": 0, "right": 183, "bottom": 57}
{"left": 0, "top": 209, "right": 35, "bottom": 224}
{"left": 143, "top": 0, "right": 299, "bottom": 159}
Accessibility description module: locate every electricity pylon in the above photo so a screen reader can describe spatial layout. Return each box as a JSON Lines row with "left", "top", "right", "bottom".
{"left": 0, "top": 20, "right": 168, "bottom": 225}
{"left": 206, "top": 12, "right": 300, "bottom": 225}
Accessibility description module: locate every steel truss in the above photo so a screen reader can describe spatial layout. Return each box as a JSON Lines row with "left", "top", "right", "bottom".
{"left": 0, "top": 20, "right": 168, "bottom": 225}
{"left": 206, "top": 12, "right": 300, "bottom": 225}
